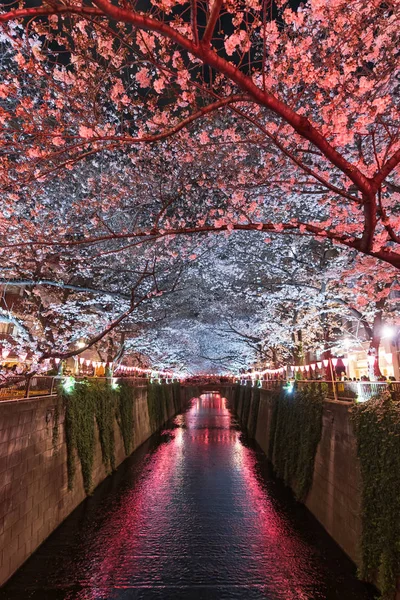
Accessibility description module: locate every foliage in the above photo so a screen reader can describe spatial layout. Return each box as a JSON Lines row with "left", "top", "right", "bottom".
{"left": 248, "top": 387, "right": 261, "bottom": 438}
{"left": 52, "top": 399, "right": 60, "bottom": 451}
{"left": 233, "top": 384, "right": 241, "bottom": 413}
{"left": 117, "top": 380, "right": 135, "bottom": 455}
{"left": 92, "top": 381, "right": 116, "bottom": 472}
{"left": 268, "top": 383, "right": 325, "bottom": 501}
{"left": 241, "top": 384, "right": 253, "bottom": 429}
{"left": 62, "top": 381, "right": 96, "bottom": 494}
{"left": 351, "top": 391, "right": 400, "bottom": 598}
{"left": 62, "top": 380, "right": 179, "bottom": 493}
{"left": 171, "top": 382, "right": 181, "bottom": 412}
{"left": 147, "top": 383, "right": 167, "bottom": 432}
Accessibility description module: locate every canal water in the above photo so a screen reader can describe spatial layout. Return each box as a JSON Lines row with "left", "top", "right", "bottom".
{"left": 0, "top": 393, "right": 376, "bottom": 600}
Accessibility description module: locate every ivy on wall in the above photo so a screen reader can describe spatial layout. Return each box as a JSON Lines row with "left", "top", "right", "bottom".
{"left": 268, "top": 383, "right": 325, "bottom": 501}
{"left": 248, "top": 387, "right": 260, "bottom": 438}
{"left": 233, "top": 384, "right": 241, "bottom": 414}
{"left": 351, "top": 391, "right": 400, "bottom": 599}
{"left": 52, "top": 399, "right": 61, "bottom": 451}
{"left": 62, "top": 382, "right": 96, "bottom": 494}
{"left": 241, "top": 384, "right": 252, "bottom": 428}
{"left": 62, "top": 381, "right": 180, "bottom": 495}
{"left": 147, "top": 383, "right": 167, "bottom": 432}
{"left": 92, "top": 381, "right": 116, "bottom": 472}
{"left": 116, "top": 380, "right": 135, "bottom": 455}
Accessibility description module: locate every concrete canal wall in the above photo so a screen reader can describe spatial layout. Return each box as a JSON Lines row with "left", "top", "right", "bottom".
{"left": 0, "top": 383, "right": 188, "bottom": 586}
{"left": 231, "top": 386, "right": 363, "bottom": 566}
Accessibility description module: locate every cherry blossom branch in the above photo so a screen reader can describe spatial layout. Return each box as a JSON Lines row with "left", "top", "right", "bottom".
{"left": 3, "top": 221, "right": 400, "bottom": 267}
{"left": 374, "top": 147, "right": 400, "bottom": 187}
{"left": 202, "top": 0, "right": 223, "bottom": 46}
{"left": 0, "top": 279, "right": 130, "bottom": 298}
{"left": 0, "top": 1, "right": 374, "bottom": 195}
{"left": 190, "top": 0, "right": 199, "bottom": 45}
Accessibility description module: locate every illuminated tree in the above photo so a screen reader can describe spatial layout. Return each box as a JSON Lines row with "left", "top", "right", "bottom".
{"left": 1, "top": 0, "right": 399, "bottom": 266}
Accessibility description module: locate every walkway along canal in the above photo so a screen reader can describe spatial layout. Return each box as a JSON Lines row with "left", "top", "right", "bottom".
{"left": 0, "top": 392, "right": 375, "bottom": 599}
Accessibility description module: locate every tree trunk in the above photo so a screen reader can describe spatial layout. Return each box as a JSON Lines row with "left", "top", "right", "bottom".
{"left": 369, "top": 311, "right": 383, "bottom": 378}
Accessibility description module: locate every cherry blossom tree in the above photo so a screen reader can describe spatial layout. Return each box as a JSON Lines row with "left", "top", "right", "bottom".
{"left": 1, "top": 0, "right": 399, "bottom": 268}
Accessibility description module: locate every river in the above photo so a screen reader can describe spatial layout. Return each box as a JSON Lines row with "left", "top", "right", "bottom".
{"left": 0, "top": 392, "right": 376, "bottom": 599}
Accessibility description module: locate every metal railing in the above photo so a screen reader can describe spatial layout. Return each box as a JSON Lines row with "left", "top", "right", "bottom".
{"left": 0, "top": 375, "right": 150, "bottom": 402}
{"left": 240, "top": 379, "right": 400, "bottom": 403}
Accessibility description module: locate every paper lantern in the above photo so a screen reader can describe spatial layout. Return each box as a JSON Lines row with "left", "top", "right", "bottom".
{"left": 331, "top": 358, "right": 338, "bottom": 367}
{"left": 1, "top": 348, "right": 10, "bottom": 359}
{"left": 54, "top": 357, "right": 60, "bottom": 364}
{"left": 19, "top": 352, "right": 28, "bottom": 362}
{"left": 305, "top": 365, "right": 310, "bottom": 371}
{"left": 86, "top": 359, "right": 91, "bottom": 366}
{"left": 317, "top": 362, "right": 322, "bottom": 369}
{"left": 342, "top": 358, "right": 349, "bottom": 367}
{"left": 79, "top": 357, "right": 85, "bottom": 365}
{"left": 323, "top": 359, "right": 329, "bottom": 367}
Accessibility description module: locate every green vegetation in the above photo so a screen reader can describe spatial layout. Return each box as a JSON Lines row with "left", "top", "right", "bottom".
{"left": 351, "top": 391, "right": 400, "bottom": 598}
{"left": 147, "top": 382, "right": 167, "bottom": 432}
{"left": 268, "top": 383, "right": 325, "bottom": 501}
{"left": 117, "top": 380, "right": 135, "bottom": 455}
{"left": 92, "top": 381, "right": 116, "bottom": 472}
{"left": 171, "top": 382, "right": 181, "bottom": 412}
{"left": 62, "top": 380, "right": 180, "bottom": 494}
{"left": 241, "top": 384, "right": 252, "bottom": 427}
{"left": 52, "top": 399, "right": 60, "bottom": 451}
{"left": 248, "top": 387, "right": 260, "bottom": 438}
{"left": 233, "top": 384, "right": 241, "bottom": 413}
{"left": 62, "top": 381, "right": 96, "bottom": 494}
{"left": 62, "top": 379, "right": 179, "bottom": 494}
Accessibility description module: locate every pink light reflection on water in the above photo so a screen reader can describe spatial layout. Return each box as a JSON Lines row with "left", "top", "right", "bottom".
{"left": 59, "top": 392, "right": 367, "bottom": 600}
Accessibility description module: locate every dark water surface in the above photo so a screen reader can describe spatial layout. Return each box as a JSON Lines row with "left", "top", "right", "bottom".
{"left": 0, "top": 393, "right": 376, "bottom": 600}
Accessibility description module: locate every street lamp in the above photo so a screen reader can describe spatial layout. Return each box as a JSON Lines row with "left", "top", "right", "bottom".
{"left": 382, "top": 325, "right": 396, "bottom": 339}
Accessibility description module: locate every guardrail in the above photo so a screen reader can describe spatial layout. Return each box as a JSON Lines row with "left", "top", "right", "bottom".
{"left": 239, "top": 379, "right": 400, "bottom": 402}
{"left": 0, "top": 375, "right": 150, "bottom": 402}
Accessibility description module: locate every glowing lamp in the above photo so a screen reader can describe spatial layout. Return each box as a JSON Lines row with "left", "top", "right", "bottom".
{"left": 54, "top": 357, "right": 60, "bottom": 364}
{"left": 382, "top": 325, "right": 396, "bottom": 339}
{"left": 63, "top": 376, "right": 75, "bottom": 393}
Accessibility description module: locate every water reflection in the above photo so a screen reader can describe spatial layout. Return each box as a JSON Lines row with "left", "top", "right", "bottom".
{"left": 0, "top": 393, "right": 376, "bottom": 599}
